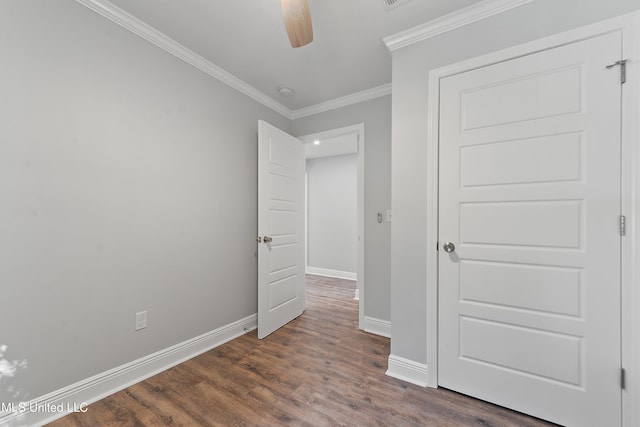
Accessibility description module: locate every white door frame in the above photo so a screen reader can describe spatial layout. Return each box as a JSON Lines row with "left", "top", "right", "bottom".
{"left": 298, "top": 123, "right": 365, "bottom": 330}
{"left": 425, "top": 12, "right": 640, "bottom": 426}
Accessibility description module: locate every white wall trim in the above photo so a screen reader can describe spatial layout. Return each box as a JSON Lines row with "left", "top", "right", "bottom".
{"left": 620, "top": 12, "right": 640, "bottom": 427}
{"left": 425, "top": 40, "right": 441, "bottom": 390}
{"left": 74, "top": 0, "right": 292, "bottom": 119}
{"left": 0, "top": 314, "right": 257, "bottom": 427}
{"left": 383, "top": 0, "right": 534, "bottom": 51}
{"left": 306, "top": 266, "right": 357, "bottom": 281}
{"left": 364, "top": 316, "right": 391, "bottom": 338}
{"left": 425, "top": 11, "right": 640, "bottom": 425}
{"left": 386, "top": 355, "right": 429, "bottom": 387}
{"left": 298, "top": 124, "right": 366, "bottom": 144}
{"left": 290, "top": 84, "right": 392, "bottom": 120}
{"left": 299, "top": 124, "right": 366, "bottom": 331}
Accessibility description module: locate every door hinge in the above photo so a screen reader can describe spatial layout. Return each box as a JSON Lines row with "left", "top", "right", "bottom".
{"left": 606, "top": 59, "right": 628, "bottom": 84}
{"left": 620, "top": 215, "right": 626, "bottom": 236}
{"left": 621, "top": 368, "right": 626, "bottom": 390}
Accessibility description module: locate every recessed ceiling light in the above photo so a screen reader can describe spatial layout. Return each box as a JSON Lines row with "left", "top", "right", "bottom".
{"left": 278, "top": 87, "right": 294, "bottom": 97}
{"left": 313, "top": 140, "right": 320, "bottom": 145}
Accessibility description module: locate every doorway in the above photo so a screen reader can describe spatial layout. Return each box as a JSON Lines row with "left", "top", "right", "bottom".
{"left": 298, "top": 124, "right": 365, "bottom": 330}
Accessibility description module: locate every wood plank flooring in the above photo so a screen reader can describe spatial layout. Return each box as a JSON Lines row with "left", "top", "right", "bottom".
{"left": 48, "top": 275, "right": 555, "bottom": 426}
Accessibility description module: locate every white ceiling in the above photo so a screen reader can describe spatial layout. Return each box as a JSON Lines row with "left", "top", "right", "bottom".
{"left": 104, "top": 0, "right": 481, "bottom": 112}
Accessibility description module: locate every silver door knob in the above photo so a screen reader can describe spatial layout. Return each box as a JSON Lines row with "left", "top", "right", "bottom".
{"left": 443, "top": 242, "right": 455, "bottom": 253}
{"left": 263, "top": 236, "right": 273, "bottom": 243}
{"left": 256, "top": 236, "right": 262, "bottom": 243}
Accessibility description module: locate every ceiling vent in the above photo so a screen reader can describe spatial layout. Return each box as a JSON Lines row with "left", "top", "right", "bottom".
{"left": 383, "top": 0, "right": 412, "bottom": 11}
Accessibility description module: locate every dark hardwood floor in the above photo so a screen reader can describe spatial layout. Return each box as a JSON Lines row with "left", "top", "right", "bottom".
{"left": 48, "top": 275, "right": 555, "bottom": 426}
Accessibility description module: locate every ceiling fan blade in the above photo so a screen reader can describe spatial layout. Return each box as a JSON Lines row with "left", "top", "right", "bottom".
{"left": 281, "top": 0, "right": 313, "bottom": 48}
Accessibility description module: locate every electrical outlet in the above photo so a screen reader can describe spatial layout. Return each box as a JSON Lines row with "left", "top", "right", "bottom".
{"left": 135, "top": 311, "right": 147, "bottom": 331}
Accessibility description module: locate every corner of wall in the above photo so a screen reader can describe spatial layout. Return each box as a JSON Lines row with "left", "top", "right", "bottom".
{"left": 386, "top": 354, "right": 429, "bottom": 387}
{"left": 363, "top": 316, "right": 391, "bottom": 338}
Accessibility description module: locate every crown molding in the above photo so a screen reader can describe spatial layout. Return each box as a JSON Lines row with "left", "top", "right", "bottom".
{"left": 75, "top": 0, "right": 393, "bottom": 121}
{"left": 74, "top": 0, "right": 533, "bottom": 119}
{"left": 290, "top": 84, "right": 392, "bottom": 120}
{"left": 75, "top": 0, "right": 292, "bottom": 119}
{"left": 384, "top": 0, "right": 535, "bottom": 51}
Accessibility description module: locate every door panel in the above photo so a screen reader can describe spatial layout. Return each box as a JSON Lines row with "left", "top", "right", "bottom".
{"left": 460, "top": 133, "right": 582, "bottom": 187}
{"left": 258, "top": 120, "right": 305, "bottom": 339}
{"left": 438, "top": 32, "right": 622, "bottom": 427}
{"left": 459, "top": 260, "right": 582, "bottom": 316}
{"left": 460, "top": 65, "right": 582, "bottom": 131}
{"left": 460, "top": 200, "right": 582, "bottom": 248}
{"left": 459, "top": 316, "right": 582, "bottom": 385}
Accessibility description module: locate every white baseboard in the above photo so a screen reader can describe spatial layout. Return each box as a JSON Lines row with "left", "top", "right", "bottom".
{"left": 364, "top": 316, "right": 391, "bottom": 338}
{"left": 0, "top": 314, "right": 257, "bottom": 427}
{"left": 306, "top": 266, "right": 357, "bottom": 281}
{"left": 386, "top": 354, "right": 429, "bottom": 387}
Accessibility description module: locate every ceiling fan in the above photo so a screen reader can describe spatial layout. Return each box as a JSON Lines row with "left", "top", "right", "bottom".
{"left": 281, "top": 0, "right": 313, "bottom": 48}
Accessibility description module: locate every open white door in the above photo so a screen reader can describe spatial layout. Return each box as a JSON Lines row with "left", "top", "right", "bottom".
{"left": 257, "top": 120, "right": 305, "bottom": 339}
{"left": 438, "top": 32, "right": 622, "bottom": 426}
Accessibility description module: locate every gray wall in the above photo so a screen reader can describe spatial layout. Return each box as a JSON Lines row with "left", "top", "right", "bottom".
{"left": 306, "top": 154, "right": 358, "bottom": 274}
{"left": 0, "top": 0, "right": 289, "bottom": 402}
{"left": 390, "top": 0, "right": 640, "bottom": 365}
{"left": 292, "top": 95, "right": 392, "bottom": 322}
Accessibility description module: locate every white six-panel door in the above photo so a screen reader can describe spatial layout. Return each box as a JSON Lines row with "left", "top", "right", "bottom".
{"left": 438, "top": 32, "right": 622, "bottom": 426}
{"left": 257, "top": 120, "right": 305, "bottom": 339}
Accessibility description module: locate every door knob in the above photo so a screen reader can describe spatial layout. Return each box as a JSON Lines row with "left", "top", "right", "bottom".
{"left": 263, "top": 236, "right": 273, "bottom": 243}
{"left": 256, "top": 236, "right": 262, "bottom": 243}
{"left": 443, "top": 242, "right": 455, "bottom": 253}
